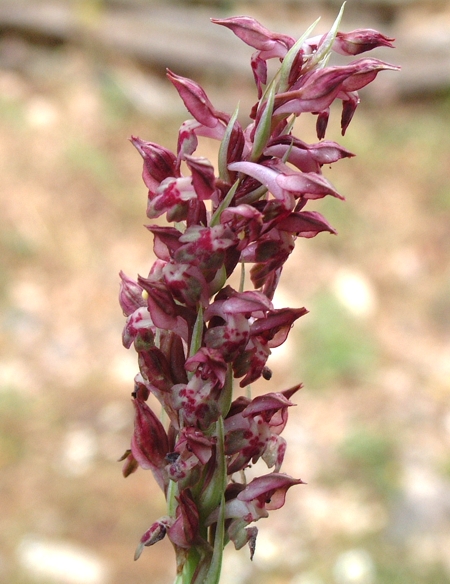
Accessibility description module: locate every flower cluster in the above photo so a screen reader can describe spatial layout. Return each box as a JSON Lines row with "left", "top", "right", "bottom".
{"left": 119, "top": 9, "right": 397, "bottom": 583}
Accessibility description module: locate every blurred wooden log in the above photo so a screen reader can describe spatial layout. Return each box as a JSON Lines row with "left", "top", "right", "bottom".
{"left": 0, "top": 2, "right": 250, "bottom": 75}
{"left": 0, "top": 1, "right": 449, "bottom": 100}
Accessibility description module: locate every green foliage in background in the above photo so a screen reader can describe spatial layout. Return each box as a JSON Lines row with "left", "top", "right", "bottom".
{"left": 298, "top": 291, "right": 378, "bottom": 390}
{"left": 339, "top": 426, "right": 399, "bottom": 500}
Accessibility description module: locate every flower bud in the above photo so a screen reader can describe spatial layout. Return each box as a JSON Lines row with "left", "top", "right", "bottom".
{"left": 167, "top": 70, "right": 229, "bottom": 128}
{"left": 316, "top": 108, "right": 330, "bottom": 140}
{"left": 134, "top": 518, "right": 170, "bottom": 560}
{"left": 334, "top": 29, "right": 395, "bottom": 56}
{"left": 138, "top": 346, "right": 173, "bottom": 391}
{"left": 341, "top": 91, "right": 360, "bottom": 135}
{"left": 130, "top": 136, "right": 177, "bottom": 193}
{"left": 131, "top": 398, "right": 169, "bottom": 490}
{"left": 119, "top": 271, "right": 146, "bottom": 316}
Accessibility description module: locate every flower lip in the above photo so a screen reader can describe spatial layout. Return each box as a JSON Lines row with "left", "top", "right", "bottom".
{"left": 237, "top": 472, "right": 305, "bottom": 510}
{"left": 241, "top": 392, "right": 295, "bottom": 419}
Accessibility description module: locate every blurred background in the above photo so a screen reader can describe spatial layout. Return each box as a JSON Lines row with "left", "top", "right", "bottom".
{"left": 1, "top": 0, "right": 450, "bottom": 583}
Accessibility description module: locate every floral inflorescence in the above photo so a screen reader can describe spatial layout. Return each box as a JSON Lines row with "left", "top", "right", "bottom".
{"left": 119, "top": 8, "right": 397, "bottom": 583}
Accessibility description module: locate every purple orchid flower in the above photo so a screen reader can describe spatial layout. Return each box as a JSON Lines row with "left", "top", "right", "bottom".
{"left": 118, "top": 8, "right": 398, "bottom": 581}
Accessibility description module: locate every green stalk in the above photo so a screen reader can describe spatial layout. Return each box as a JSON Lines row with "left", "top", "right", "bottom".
{"left": 203, "top": 416, "right": 226, "bottom": 584}
{"left": 167, "top": 479, "right": 178, "bottom": 517}
{"left": 239, "top": 261, "right": 245, "bottom": 294}
{"left": 174, "top": 547, "right": 201, "bottom": 584}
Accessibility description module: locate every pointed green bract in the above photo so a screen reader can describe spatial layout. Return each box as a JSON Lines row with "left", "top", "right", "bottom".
{"left": 278, "top": 17, "right": 321, "bottom": 92}
{"left": 218, "top": 103, "right": 240, "bottom": 183}
{"left": 189, "top": 303, "right": 204, "bottom": 359}
{"left": 210, "top": 179, "right": 239, "bottom": 227}
{"left": 251, "top": 82, "right": 276, "bottom": 161}
{"left": 306, "top": 1, "right": 346, "bottom": 71}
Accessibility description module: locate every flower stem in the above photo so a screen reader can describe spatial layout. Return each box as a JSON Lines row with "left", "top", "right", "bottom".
{"left": 174, "top": 547, "right": 201, "bottom": 584}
